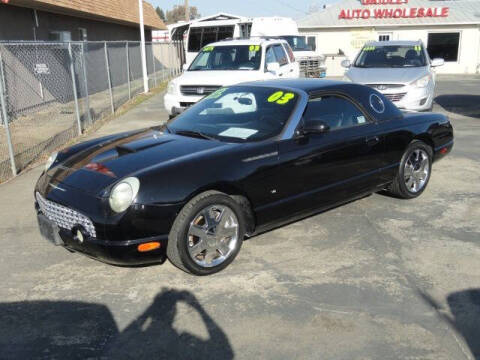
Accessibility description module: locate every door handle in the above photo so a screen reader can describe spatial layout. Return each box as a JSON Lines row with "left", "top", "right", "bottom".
{"left": 366, "top": 136, "right": 380, "bottom": 146}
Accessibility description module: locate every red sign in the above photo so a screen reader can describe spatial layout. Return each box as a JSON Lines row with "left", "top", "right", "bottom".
{"left": 339, "top": 6, "right": 449, "bottom": 19}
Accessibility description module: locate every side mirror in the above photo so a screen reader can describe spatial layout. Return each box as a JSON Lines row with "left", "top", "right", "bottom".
{"left": 431, "top": 58, "right": 444, "bottom": 67}
{"left": 182, "top": 63, "right": 188, "bottom": 71}
{"left": 341, "top": 59, "right": 351, "bottom": 68}
{"left": 267, "top": 62, "right": 280, "bottom": 74}
{"left": 303, "top": 120, "right": 330, "bottom": 135}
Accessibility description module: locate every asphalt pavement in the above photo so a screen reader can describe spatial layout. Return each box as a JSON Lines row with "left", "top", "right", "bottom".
{"left": 0, "top": 75, "right": 479, "bottom": 360}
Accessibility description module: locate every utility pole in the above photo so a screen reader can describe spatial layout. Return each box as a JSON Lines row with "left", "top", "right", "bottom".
{"left": 138, "top": 0, "right": 149, "bottom": 93}
{"left": 185, "top": 0, "right": 190, "bottom": 22}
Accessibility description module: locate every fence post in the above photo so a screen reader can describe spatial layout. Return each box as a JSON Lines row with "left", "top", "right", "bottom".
{"left": 0, "top": 48, "right": 17, "bottom": 176}
{"left": 81, "top": 42, "right": 92, "bottom": 126}
{"left": 126, "top": 42, "right": 131, "bottom": 99}
{"left": 152, "top": 43, "right": 157, "bottom": 88}
{"left": 68, "top": 42, "right": 82, "bottom": 136}
{"left": 104, "top": 42, "right": 114, "bottom": 114}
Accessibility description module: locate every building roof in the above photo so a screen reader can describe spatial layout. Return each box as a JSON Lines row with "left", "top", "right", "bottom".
{"left": 299, "top": 0, "right": 480, "bottom": 29}
{"left": 8, "top": 0, "right": 166, "bottom": 29}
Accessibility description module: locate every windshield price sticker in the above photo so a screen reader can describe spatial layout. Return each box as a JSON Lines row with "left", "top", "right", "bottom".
{"left": 208, "top": 88, "right": 227, "bottom": 99}
{"left": 414, "top": 45, "right": 421, "bottom": 52}
{"left": 267, "top": 91, "right": 295, "bottom": 105}
{"left": 249, "top": 45, "right": 261, "bottom": 52}
{"left": 364, "top": 46, "right": 376, "bottom": 51}
{"left": 203, "top": 46, "right": 215, "bottom": 52}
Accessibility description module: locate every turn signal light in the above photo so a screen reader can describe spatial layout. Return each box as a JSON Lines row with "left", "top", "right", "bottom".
{"left": 440, "top": 147, "right": 448, "bottom": 154}
{"left": 137, "top": 242, "right": 160, "bottom": 252}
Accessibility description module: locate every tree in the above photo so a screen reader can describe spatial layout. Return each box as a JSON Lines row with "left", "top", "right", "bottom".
{"left": 155, "top": 6, "right": 166, "bottom": 21}
{"left": 166, "top": 5, "right": 200, "bottom": 24}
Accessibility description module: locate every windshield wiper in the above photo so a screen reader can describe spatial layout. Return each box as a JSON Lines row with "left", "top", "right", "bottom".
{"left": 173, "top": 129, "right": 215, "bottom": 140}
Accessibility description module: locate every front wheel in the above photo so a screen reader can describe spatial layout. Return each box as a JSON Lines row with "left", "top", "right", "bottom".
{"left": 387, "top": 140, "right": 433, "bottom": 199}
{"left": 167, "top": 191, "right": 245, "bottom": 275}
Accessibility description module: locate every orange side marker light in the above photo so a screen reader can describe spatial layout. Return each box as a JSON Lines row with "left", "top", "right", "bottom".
{"left": 138, "top": 242, "right": 161, "bottom": 252}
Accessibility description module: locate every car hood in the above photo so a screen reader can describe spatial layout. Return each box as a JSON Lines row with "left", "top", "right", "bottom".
{"left": 46, "top": 129, "right": 232, "bottom": 196}
{"left": 345, "top": 66, "right": 429, "bottom": 84}
{"left": 177, "top": 70, "right": 264, "bottom": 86}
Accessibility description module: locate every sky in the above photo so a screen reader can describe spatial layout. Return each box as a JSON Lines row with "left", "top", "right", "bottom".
{"left": 150, "top": 0, "right": 341, "bottom": 20}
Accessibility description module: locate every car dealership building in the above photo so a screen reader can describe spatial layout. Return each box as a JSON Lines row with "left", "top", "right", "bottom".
{"left": 299, "top": 0, "right": 480, "bottom": 76}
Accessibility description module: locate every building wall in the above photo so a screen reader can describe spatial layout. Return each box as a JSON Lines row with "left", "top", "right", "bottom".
{"left": 301, "top": 25, "right": 480, "bottom": 76}
{"left": 0, "top": 4, "right": 152, "bottom": 42}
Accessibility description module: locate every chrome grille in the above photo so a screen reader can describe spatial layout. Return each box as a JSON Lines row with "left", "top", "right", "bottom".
{"left": 366, "top": 84, "right": 405, "bottom": 90}
{"left": 36, "top": 192, "right": 96, "bottom": 238}
{"left": 299, "top": 57, "right": 326, "bottom": 78}
{"left": 384, "top": 93, "right": 407, "bottom": 102}
{"left": 180, "top": 85, "right": 221, "bottom": 96}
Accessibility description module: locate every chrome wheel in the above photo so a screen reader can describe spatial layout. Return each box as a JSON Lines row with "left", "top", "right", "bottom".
{"left": 187, "top": 205, "right": 239, "bottom": 268}
{"left": 404, "top": 149, "right": 430, "bottom": 193}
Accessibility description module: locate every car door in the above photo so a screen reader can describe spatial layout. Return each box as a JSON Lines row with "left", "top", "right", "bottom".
{"left": 264, "top": 45, "right": 279, "bottom": 79}
{"left": 264, "top": 93, "right": 386, "bottom": 223}
{"left": 281, "top": 43, "right": 299, "bottom": 78}
{"left": 272, "top": 44, "right": 291, "bottom": 78}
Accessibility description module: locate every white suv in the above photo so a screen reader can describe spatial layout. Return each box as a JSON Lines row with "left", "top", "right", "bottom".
{"left": 164, "top": 38, "right": 300, "bottom": 117}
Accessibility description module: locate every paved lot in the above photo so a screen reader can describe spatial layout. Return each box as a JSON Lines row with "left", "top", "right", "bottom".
{"left": 0, "top": 76, "right": 479, "bottom": 359}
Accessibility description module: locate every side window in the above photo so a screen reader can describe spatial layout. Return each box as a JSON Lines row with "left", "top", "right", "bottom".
{"left": 265, "top": 46, "right": 277, "bottom": 68}
{"left": 283, "top": 43, "right": 295, "bottom": 63}
{"left": 304, "top": 95, "right": 369, "bottom": 131}
{"left": 273, "top": 45, "right": 288, "bottom": 66}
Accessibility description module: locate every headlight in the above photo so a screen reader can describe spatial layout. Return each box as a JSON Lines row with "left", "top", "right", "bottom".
{"left": 45, "top": 152, "right": 58, "bottom": 171}
{"left": 109, "top": 177, "right": 140, "bottom": 213}
{"left": 167, "top": 81, "right": 177, "bottom": 95}
{"left": 413, "top": 74, "right": 431, "bottom": 88}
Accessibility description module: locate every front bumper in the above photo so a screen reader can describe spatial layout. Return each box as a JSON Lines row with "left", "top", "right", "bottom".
{"left": 164, "top": 93, "right": 203, "bottom": 116}
{"left": 37, "top": 212, "right": 168, "bottom": 266}
{"left": 378, "top": 84, "right": 434, "bottom": 111}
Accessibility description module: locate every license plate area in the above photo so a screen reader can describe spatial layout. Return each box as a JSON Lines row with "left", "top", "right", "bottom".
{"left": 37, "top": 214, "right": 64, "bottom": 246}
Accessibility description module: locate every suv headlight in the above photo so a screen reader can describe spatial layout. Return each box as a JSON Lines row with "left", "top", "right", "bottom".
{"left": 109, "top": 177, "right": 140, "bottom": 213}
{"left": 45, "top": 152, "right": 58, "bottom": 171}
{"left": 167, "top": 81, "right": 177, "bottom": 95}
{"left": 413, "top": 74, "right": 431, "bottom": 88}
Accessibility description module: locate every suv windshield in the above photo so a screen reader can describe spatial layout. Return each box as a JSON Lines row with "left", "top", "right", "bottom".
{"left": 355, "top": 45, "right": 427, "bottom": 68}
{"left": 189, "top": 45, "right": 262, "bottom": 71}
{"left": 169, "top": 86, "right": 299, "bottom": 142}
{"left": 281, "top": 36, "right": 312, "bottom": 51}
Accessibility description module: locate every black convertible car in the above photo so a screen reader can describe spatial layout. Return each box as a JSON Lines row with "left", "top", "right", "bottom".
{"left": 35, "top": 79, "right": 453, "bottom": 275}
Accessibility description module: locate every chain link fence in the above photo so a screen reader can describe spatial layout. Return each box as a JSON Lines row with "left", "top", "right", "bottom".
{"left": 0, "top": 40, "right": 184, "bottom": 182}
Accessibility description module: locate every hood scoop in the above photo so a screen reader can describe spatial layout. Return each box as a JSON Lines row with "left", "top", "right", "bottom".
{"left": 116, "top": 138, "right": 174, "bottom": 155}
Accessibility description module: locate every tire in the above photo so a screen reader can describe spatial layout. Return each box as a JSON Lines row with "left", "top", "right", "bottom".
{"left": 167, "top": 191, "right": 245, "bottom": 275}
{"left": 388, "top": 140, "right": 433, "bottom": 199}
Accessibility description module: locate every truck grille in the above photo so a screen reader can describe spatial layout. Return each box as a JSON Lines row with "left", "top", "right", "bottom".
{"left": 180, "top": 85, "right": 221, "bottom": 96}
{"left": 299, "top": 57, "right": 326, "bottom": 78}
{"left": 384, "top": 93, "right": 407, "bottom": 102}
{"left": 36, "top": 192, "right": 96, "bottom": 238}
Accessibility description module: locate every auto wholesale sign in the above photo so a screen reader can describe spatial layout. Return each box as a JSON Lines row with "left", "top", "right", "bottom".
{"left": 339, "top": 0, "right": 449, "bottom": 20}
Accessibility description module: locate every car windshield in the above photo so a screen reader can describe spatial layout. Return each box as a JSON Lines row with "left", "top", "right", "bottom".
{"left": 355, "top": 45, "right": 427, "bottom": 68}
{"left": 168, "top": 86, "right": 299, "bottom": 142}
{"left": 281, "top": 36, "right": 312, "bottom": 51}
{"left": 188, "top": 45, "right": 262, "bottom": 71}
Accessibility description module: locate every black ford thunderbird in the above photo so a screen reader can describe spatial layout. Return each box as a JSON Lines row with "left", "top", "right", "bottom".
{"left": 35, "top": 79, "right": 453, "bottom": 275}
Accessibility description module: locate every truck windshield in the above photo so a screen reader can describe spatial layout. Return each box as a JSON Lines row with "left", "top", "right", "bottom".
{"left": 189, "top": 45, "right": 262, "bottom": 71}
{"left": 169, "top": 86, "right": 299, "bottom": 142}
{"left": 281, "top": 36, "right": 312, "bottom": 51}
{"left": 355, "top": 45, "right": 427, "bottom": 68}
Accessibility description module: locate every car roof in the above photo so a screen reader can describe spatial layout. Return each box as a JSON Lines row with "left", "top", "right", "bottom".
{"left": 206, "top": 38, "right": 287, "bottom": 47}
{"left": 365, "top": 40, "right": 422, "bottom": 47}
{"left": 238, "top": 78, "right": 349, "bottom": 93}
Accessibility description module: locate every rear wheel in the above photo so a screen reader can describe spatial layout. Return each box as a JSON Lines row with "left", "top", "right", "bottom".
{"left": 167, "top": 191, "right": 245, "bottom": 275}
{"left": 388, "top": 140, "right": 433, "bottom": 199}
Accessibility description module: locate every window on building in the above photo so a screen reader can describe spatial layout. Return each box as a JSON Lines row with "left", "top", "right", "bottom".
{"left": 427, "top": 32, "right": 460, "bottom": 62}
{"left": 48, "top": 31, "right": 71, "bottom": 42}
{"left": 307, "top": 36, "right": 316, "bottom": 51}
{"left": 78, "top": 28, "right": 87, "bottom": 41}
{"left": 378, "top": 34, "right": 390, "bottom": 42}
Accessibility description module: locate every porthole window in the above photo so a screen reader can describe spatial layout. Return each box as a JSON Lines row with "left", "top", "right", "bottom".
{"left": 369, "top": 93, "right": 385, "bottom": 114}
